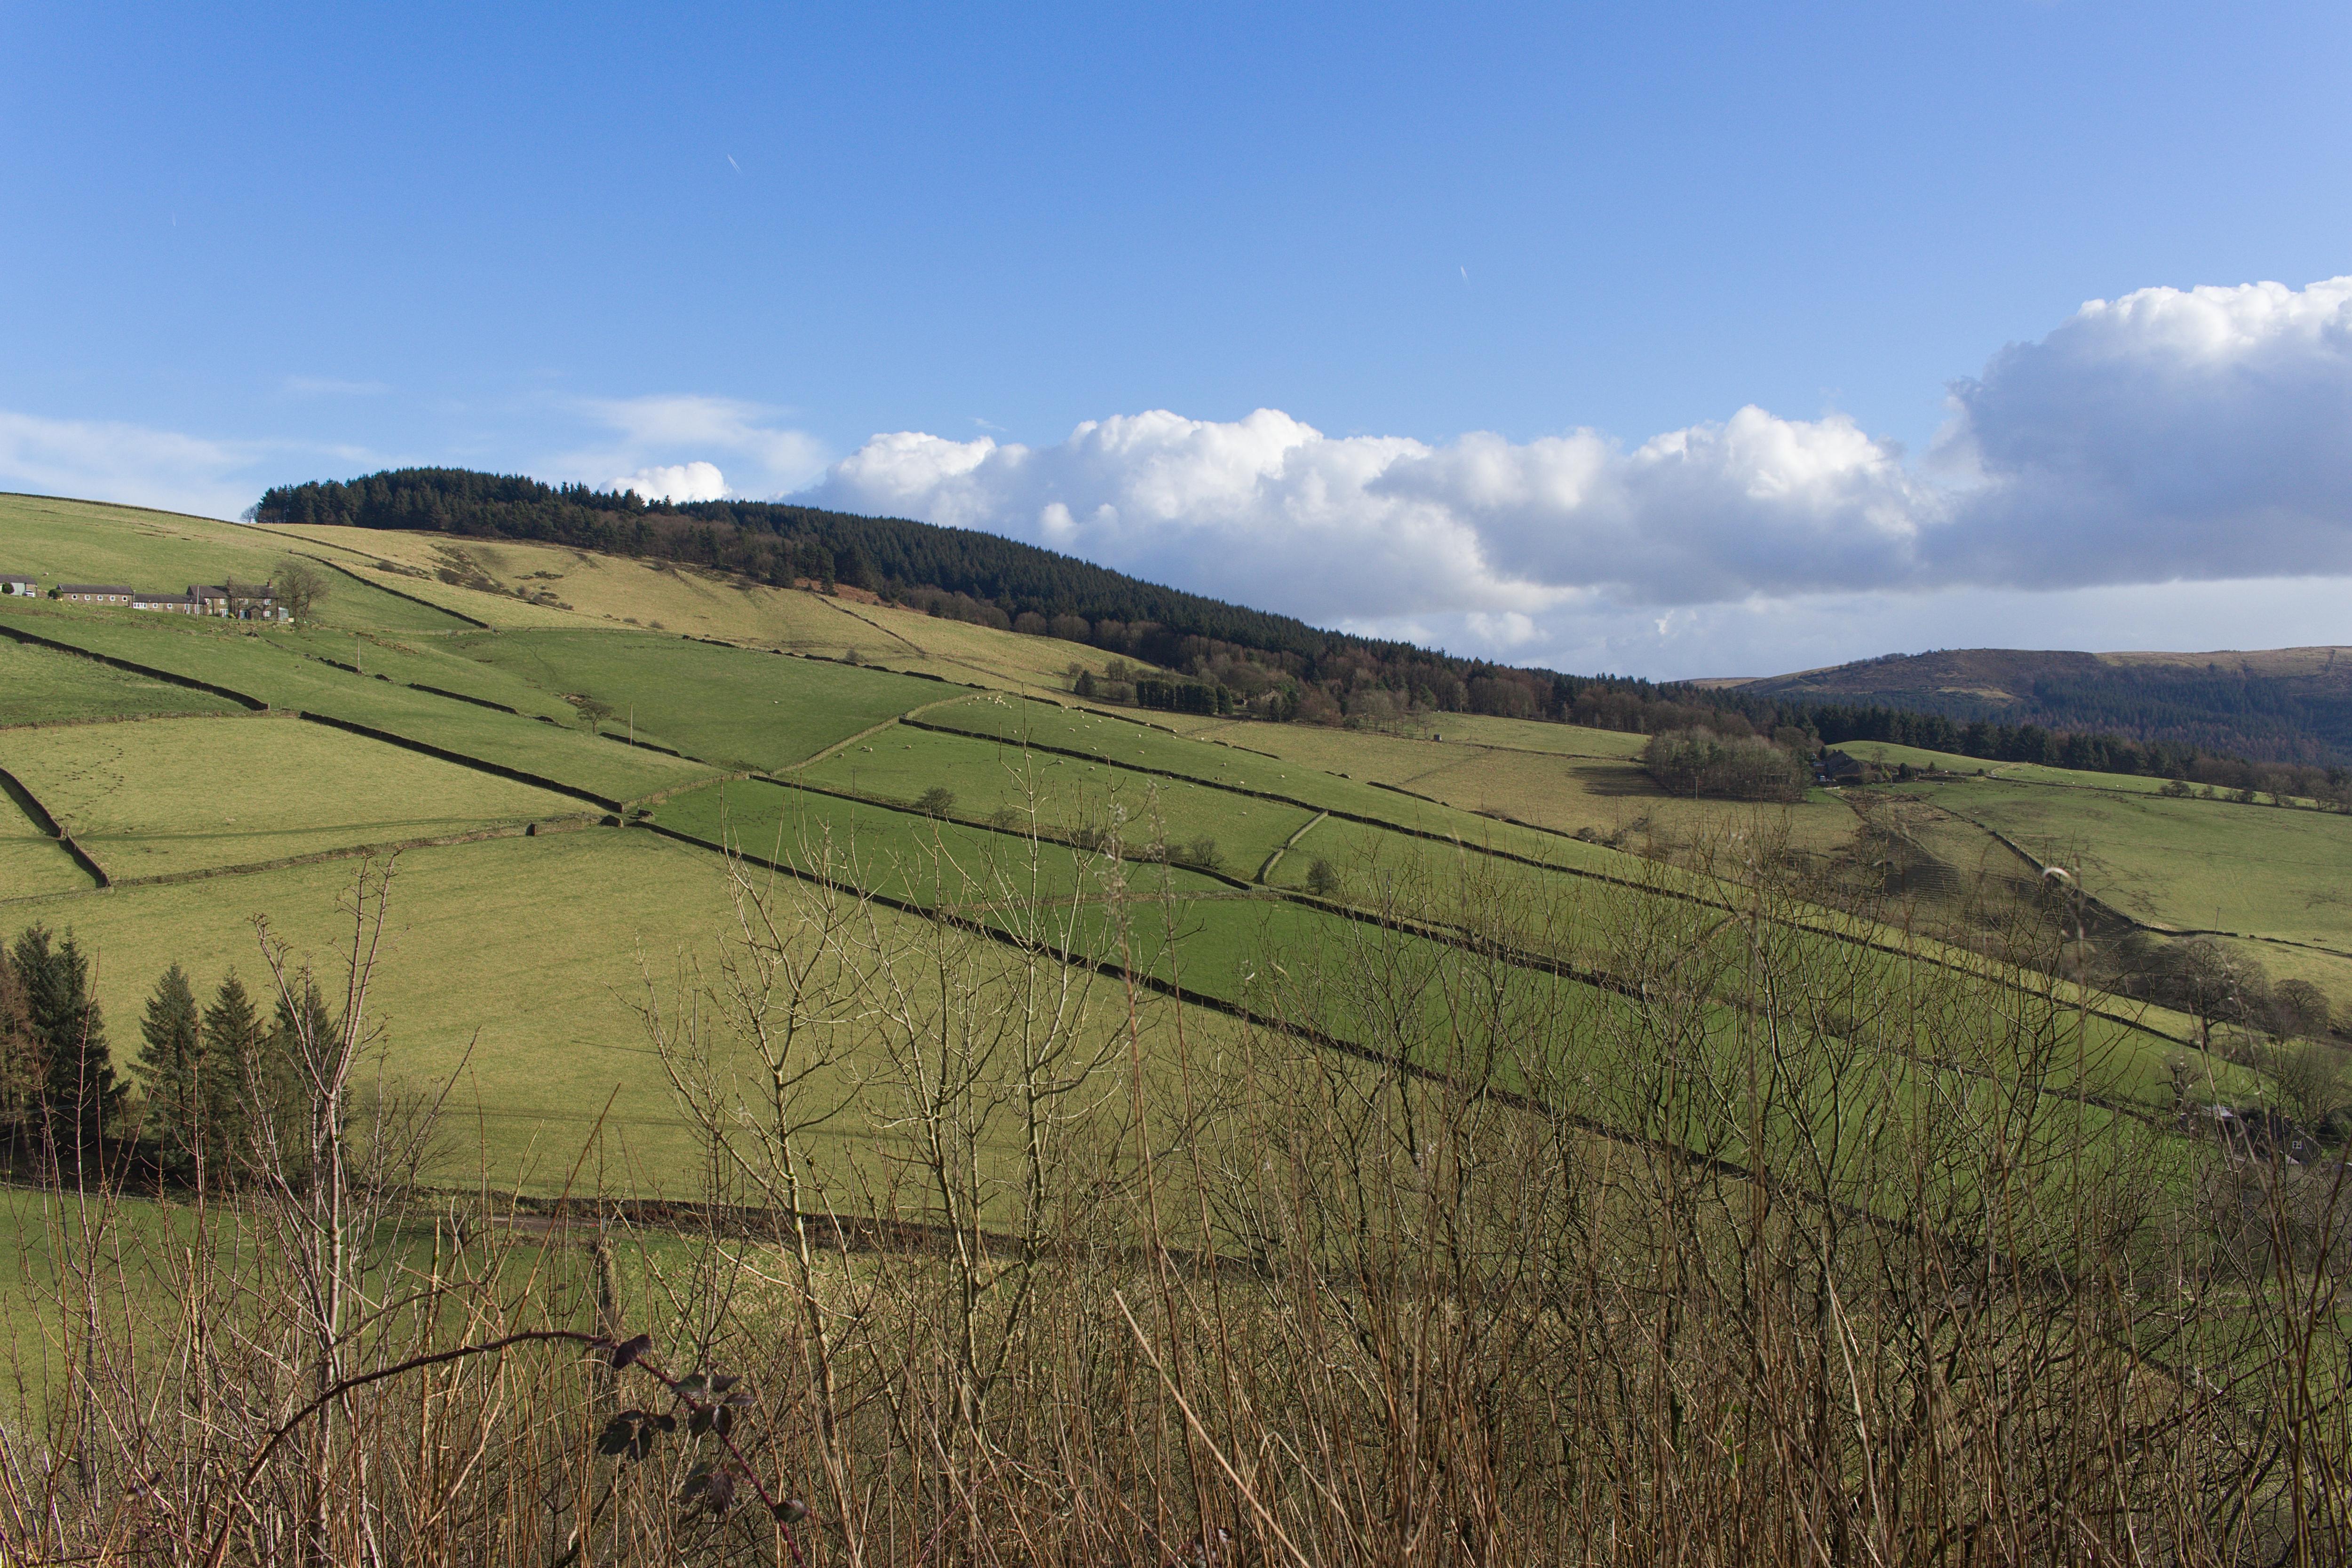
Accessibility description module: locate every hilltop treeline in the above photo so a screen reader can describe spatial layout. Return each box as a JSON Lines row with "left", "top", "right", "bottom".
{"left": 258, "top": 469, "right": 2333, "bottom": 789}
{"left": 1790, "top": 700, "right": 2352, "bottom": 804}
{"left": 1746, "top": 648, "right": 2352, "bottom": 765}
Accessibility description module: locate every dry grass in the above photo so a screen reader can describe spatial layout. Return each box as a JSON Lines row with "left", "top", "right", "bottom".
{"left": 268, "top": 525, "right": 1122, "bottom": 694}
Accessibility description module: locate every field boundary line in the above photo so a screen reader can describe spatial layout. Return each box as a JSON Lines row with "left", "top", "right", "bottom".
{"left": 407, "top": 681, "right": 521, "bottom": 714}
{"left": 93, "top": 815, "right": 605, "bottom": 891}
{"left": 1919, "top": 793, "right": 2352, "bottom": 960}
{"left": 0, "top": 764, "right": 109, "bottom": 889}
{"left": 811, "top": 592, "right": 929, "bottom": 654}
{"left": 894, "top": 716, "right": 2200, "bottom": 1051}
{"left": 776, "top": 696, "right": 980, "bottom": 774}
{"left": 623, "top": 816, "right": 2105, "bottom": 1285}
{"left": 1257, "top": 809, "right": 1328, "bottom": 883}
{"left": 301, "top": 553, "right": 492, "bottom": 628}
{"left": 0, "top": 618, "right": 270, "bottom": 711}
{"left": 733, "top": 772, "right": 1262, "bottom": 891}
{"left": 0, "top": 709, "right": 260, "bottom": 735}
{"left": 294, "top": 711, "right": 628, "bottom": 811}
{"left": 670, "top": 776, "right": 2199, "bottom": 1063}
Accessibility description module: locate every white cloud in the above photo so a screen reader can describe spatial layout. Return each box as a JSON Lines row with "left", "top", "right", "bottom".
{"left": 805, "top": 404, "right": 1932, "bottom": 622}
{"left": 803, "top": 275, "right": 2352, "bottom": 675}
{"left": 0, "top": 410, "right": 270, "bottom": 519}
{"left": 1933, "top": 277, "right": 2352, "bottom": 586}
{"left": 561, "top": 394, "right": 826, "bottom": 500}
{"left": 612, "top": 461, "right": 730, "bottom": 503}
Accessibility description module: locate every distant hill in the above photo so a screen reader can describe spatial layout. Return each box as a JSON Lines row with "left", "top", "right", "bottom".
{"left": 1719, "top": 647, "right": 2352, "bottom": 764}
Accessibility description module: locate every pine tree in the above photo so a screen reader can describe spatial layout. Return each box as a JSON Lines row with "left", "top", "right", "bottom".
{"left": 9, "top": 925, "right": 123, "bottom": 1164}
{"left": 137, "top": 964, "right": 202, "bottom": 1179}
{"left": 0, "top": 953, "right": 40, "bottom": 1128}
{"left": 200, "top": 971, "right": 264, "bottom": 1178}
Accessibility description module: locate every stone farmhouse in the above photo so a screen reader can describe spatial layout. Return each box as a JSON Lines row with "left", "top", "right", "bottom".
{"left": 2, "top": 577, "right": 288, "bottom": 621}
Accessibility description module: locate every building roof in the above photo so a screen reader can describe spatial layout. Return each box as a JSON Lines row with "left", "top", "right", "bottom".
{"left": 0, "top": 572, "right": 34, "bottom": 581}
{"left": 57, "top": 584, "right": 134, "bottom": 595}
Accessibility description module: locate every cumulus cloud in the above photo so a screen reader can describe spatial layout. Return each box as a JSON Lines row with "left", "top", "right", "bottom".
{"left": 561, "top": 394, "right": 826, "bottom": 500}
{"left": 807, "top": 404, "right": 1934, "bottom": 621}
{"left": 803, "top": 275, "right": 2352, "bottom": 668}
{"left": 1933, "top": 277, "right": 2352, "bottom": 585}
{"left": 611, "top": 461, "right": 729, "bottom": 503}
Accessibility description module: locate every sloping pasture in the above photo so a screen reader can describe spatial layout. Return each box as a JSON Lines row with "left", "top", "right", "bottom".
{"left": 0, "top": 605, "right": 716, "bottom": 803}
{"left": 0, "top": 714, "right": 588, "bottom": 882}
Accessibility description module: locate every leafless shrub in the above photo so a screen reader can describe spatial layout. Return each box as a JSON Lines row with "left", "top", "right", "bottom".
{"left": 4, "top": 812, "right": 2347, "bottom": 1565}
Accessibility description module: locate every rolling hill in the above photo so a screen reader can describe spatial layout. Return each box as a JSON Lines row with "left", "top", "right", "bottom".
{"left": 6, "top": 488, "right": 2304, "bottom": 1198}
{"left": 1719, "top": 645, "right": 2352, "bottom": 764}
{"left": 7, "top": 490, "right": 2348, "bottom": 1562}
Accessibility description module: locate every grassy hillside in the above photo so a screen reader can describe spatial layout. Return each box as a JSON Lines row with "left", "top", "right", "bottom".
{"left": 0, "top": 492, "right": 480, "bottom": 635}
{"left": 0, "top": 635, "right": 246, "bottom": 728}
{"left": 0, "top": 495, "right": 2318, "bottom": 1209}
{"left": 0, "top": 788, "right": 94, "bottom": 900}
{"left": 270, "top": 522, "right": 1139, "bottom": 691}
{"left": 443, "top": 629, "right": 955, "bottom": 771}
{"left": 1, "top": 600, "right": 718, "bottom": 803}
{"left": 0, "top": 713, "right": 587, "bottom": 881}
{"left": 1906, "top": 777, "right": 2352, "bottom": 949}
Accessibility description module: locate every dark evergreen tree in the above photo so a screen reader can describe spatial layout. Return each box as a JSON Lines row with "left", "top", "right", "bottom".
{"left": 0, "top": 950, "right": 39, "bottom": 1125}
{"left": 137, "top": 964, "right": 202, "bottom": 1178}
{"left": 8, "top": 925, "right": 123, "bottom": 1163}
{"left": 200, "top": 972, "right": 264, "bottom": 1177}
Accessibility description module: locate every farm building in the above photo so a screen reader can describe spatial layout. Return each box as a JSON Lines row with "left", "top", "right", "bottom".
{"left": 0, "top": 573, "right": 36, "bottom": 596}
{"left": 188, "top": 582, "right": 287, "bottom": 621}
{"left": 131, "top": 590, "right": 200, "bottom": 613}
{"left": 57, "top": 584, "right": 134, "bottom": 605}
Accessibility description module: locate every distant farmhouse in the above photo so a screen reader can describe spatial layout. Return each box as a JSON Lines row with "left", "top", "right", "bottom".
{"left": 2, "top": 576, "right": 287, "bottom": 621}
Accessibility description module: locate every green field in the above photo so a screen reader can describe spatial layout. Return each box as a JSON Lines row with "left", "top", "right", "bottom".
{"left": 1908, "top": 778, "right": 2352, "bottom": 949}
{"left": 10, "top": 830, "right": 768, "bottom": 1186}
{"left": 1836, "top": 737, "right": 2214, "bottom": 796}
{"left": 1194, "top": 712, "right": 1652, "bottom": 760}
{"left": 795, "top": 722, "right": 1313, "bottom": 877}
{"left": 0, "top": 714, "right": 588, "bottom": 881}
{"left": 919, "top": 695, "right": 1608, "bottom": 868}
{"left": 0, "top": 601, "right": 718, "bottom": 803}
{"left": 0, "top": 635, "right": 246, "bottom": 727}
{"left": 444, "top": 629, "right": 955, "bottom": 770}
{"left": 0, "top": 498, "right": 2318, "bottom": 1226}
{"left": 0, "top": 783, "right": 94, "bottom": 900}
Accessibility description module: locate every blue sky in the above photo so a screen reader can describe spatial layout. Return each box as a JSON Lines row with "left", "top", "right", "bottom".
{"left": 5, "top": 1, "right": 2351, "bottom": 677}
